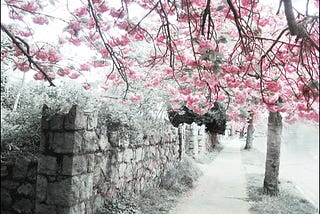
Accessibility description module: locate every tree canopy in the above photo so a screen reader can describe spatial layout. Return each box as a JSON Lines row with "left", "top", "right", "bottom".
{"left": 1, "top": 0, "right": 319, "bottom": 124}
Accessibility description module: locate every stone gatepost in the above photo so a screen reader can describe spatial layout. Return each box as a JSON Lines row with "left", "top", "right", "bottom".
{"left": 35, "top": 105, "right": 98, "bottom": 214}
{"left": 197, "top": 125, "right": 206, "bottom": 154}
{"left": 178, "top": 125, "right": 185, "bottom": 160}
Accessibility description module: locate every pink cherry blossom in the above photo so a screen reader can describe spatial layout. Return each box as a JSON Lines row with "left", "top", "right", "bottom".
{"left": 93, "top": 60, "right": 109, "bottom": 68}
{"left": 69, "top": 22, "right": 82, "bottom": 31}
{"left": 80, "top": 64, "right": 90, "bottom": 71}
{"left": 34, "top": 72, "right": 44, "bottom": 80}
{"left": 15, "top": 61, "right": 30, "bottom": 72}
{"left": 96, "top": 3, "right": 108, "bottom": 13}
{"left": 69, "top": 72, "right": 80, "bottom": 79}
{"left": 48, "top": 51, "right": 60, "bottom": 63}
{"left": 35, "top": 51, "right": 48, "bottom": 61}
{"left": 21, "top": 2, "right": 38, "bottom": 13}
{"left": 57, "top": 69, "right": 66, "bottom": 76}
{"left": 265, "top": 81, "right": 282, "bottom": 93}
{"left": 101, "top": 85, "right": 109, "bottom": 91}
{"left": 82, "top": 83, "right": 91, "bottom": 90}
{"left": 130, "top": 94, "right": 142, "bottom": 102}
{"left": 32, "top": 16, "right": 49, "bottom": 25}
{"left": 75, "top": 7, "right": 88, "bottom": 17}
{"left": 68, "top": 37, "right": 82, "bottom": 46}
{"left": 234, "top": 91, "right": 247, "bottom": 104}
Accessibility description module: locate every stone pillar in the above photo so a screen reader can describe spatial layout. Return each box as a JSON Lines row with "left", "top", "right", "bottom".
{"left": 190, "top": 123, "right": 199, "bottom": 158}
{"left": 35, "top": 105, "right": 98, "bottom": 214}
{"left": 197, "top": 125, "right": 206, "bottom": 154}
{"left": 178, "top": 125, "right": 185, "bottom": 160}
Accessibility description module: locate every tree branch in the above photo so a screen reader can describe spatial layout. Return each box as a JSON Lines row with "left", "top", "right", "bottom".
{"left": 1, "top": 23, "right": 55, "bottom": 86}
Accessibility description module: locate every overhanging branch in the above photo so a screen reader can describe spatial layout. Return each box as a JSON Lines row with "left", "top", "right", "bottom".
{"left": 1, "top": 23, "right": 55, "bottom": 86}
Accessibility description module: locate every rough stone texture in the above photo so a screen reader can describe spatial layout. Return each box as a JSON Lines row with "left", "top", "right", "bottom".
{"left": 12, "top": 198, "right": 33, "bottom": 214}
{"left": 1, "top": 105, "right": 212, "bottom": 214}
{"left": 0, "top": 153, "right": 37, "bottom": 214}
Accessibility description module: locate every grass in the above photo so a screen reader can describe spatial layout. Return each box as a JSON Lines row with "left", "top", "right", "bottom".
{"left": 246, "top": 173, "right": 319, "bottom": 214}
{"left": 242, "top": 148, "right": 319, "bottom": 214}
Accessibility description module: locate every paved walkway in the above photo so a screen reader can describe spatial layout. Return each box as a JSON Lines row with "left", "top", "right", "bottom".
{"left": 170, "top": 138, "right": 250, "bottom": 214}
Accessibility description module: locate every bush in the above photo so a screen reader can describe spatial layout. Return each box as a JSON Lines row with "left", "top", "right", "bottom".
{"left": 160, "top": 155, "right": 203, "bottom": 193}
{"left": 1, "top": 75, "right": 171, "bottom": 156}
{"left": 1, "top": 80, "right": 97, "bottom": 155}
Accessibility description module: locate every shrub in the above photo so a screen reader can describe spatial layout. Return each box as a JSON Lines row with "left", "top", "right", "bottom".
{"left": 1, "top": 79, "right": 97, "bottom": 154}
{"left": 160, "top": 155, "right": 203, "bottom": 193}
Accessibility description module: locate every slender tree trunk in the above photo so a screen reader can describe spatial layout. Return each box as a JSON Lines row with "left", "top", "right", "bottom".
{"left": 208, "top": 132, "right": 218, "bottom": 150}
{"left": 244, "top": 112, "right": 254, "bottom": 150}
{"left": 229, "top": 128, "right": 234, "bottom": 136}
{"left": 263, "top": 111, "right": 282, "bottom": 196}
{"left": 239, "top": 126, "right": 245, "bottom": 138}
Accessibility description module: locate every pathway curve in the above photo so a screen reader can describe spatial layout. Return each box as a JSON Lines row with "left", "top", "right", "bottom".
{"left": 170, "top": 138, "right": 250, "bottom": 214}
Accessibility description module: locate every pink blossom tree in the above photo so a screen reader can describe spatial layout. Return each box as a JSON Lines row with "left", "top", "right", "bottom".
{"left": 1, "top": 0, "right": 319, "bottom": 196}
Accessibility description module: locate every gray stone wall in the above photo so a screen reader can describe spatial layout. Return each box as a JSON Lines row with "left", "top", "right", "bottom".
{"left": 36, "top": 105, "right": 184, "bottom": 213}
{"left": 1, "top": 153, "right": 38, "bottom": 214}
{"left": 35, "top": 105, "right": 97, "bottom": 214}
{"left": 184, "top": 123, "right": 209, "bottom": 158}
{"left": 1, "top": 105, "right": 211, "bottom": 214}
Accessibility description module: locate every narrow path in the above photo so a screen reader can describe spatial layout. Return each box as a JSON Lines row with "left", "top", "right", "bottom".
{"left": 170, "top": 138, "right": 250, "bottom": 214}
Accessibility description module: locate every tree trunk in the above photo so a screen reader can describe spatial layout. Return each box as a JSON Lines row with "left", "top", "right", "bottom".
{"left": 239, "top": 126, "right": 245, "bottom": 138}
{"left": 229, "top": 128, "right": 234, "bottom": 136}
{"left": 244, "top": 112, "right": 254, "bottom": 150}
{"left": 207, "top": 132, "right": 218, "bottom": 150}
{"left": 263, "top": 111, "right": 282, "bottom": 196}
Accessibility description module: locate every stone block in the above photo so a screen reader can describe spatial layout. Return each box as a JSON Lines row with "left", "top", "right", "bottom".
{"left": 110, "top": 151, "right": 118, "bottom": 164}
{"left": 39, "top": 132, "right": 48, "bottom": 153}
{"left": 87, "top": 154, "right": 95, "bottom": 173}
{"left": 35, "top": 203, "right": 57, "bottom": 214}
{"left": 48, "top": 132, "right": 74, "bottom": 154}
{"left": 56, "top": 202, "right": 87, "bottom": 214}
{"left": 64, "top": 105, "right": 87, "bottom": 131}
{"left": 1, "top": 180, "right": 19, "bottom": 189}
{"left": 86, "top": 111, "right": 98, "bottom": 131}
{"left": 48, "top": 130, "right": 98, "bottom": 154}
{"left": 17, "top": 183, "right": 34, "bottom": 197}
{"left": 12, "top": 157, "right": 30, "bottom": 180}
{"left": 118, "top": 163, "right": 126, "bottom": 178}
{"left": 38, "top": 155, "right": 57, "bottom": 175}
{"left": 46, "top": 174, "right": 92, "bottom": 206}
{"left": 150, "top": 147, "right": 156, "bottom": 157}
{"left": 46, "top": 178, "right": 73, "bottom": 206}
{"left": 82, "top": 131, "right": 99, "bottom": 153}
{"left": 135, "top": 148, "right": 144, "bottom": 161}
{"left": 36, "top": 175, "right": 47, "bottom": 203}
{"left": 84, "top": 198, "right": 94, "bottom": 214}
{"left": 76, "top": 174, "right": 93, "bottom": 200}
{"left": 62, "top": 155, "right": 87, "bottom": 176}
{"left": 92, "top": 194, "right": 104, "bottom": 213}
{"left": 69, "top": 202, "right": 86, "bottom": 214}
{"left": 124, "top": 164, "right": 133, "bottom": 180}
{"left": 27, "top": 165, "right": 37, "bottom": 181}
{"left": 12, "top": 198, "right": 33, "bottom": 214}
{"left": 123, "top": 149, "right": 133, "bottom": 163}
{"left": 97, "top": 134, "right": 109, "bottom": 151}
{"left": 1, "top": 188, "right": 12, "bottom": 208}
{"left": 1, "top": 165, "right": 8, "bottom": 177}
{"left": 49, "top": 114, "right": 64, "bottom": 131}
